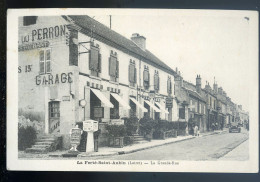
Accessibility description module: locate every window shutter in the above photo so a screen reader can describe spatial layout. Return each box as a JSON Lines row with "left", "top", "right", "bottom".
{"left": 109, "top": 57, "right": 111, "bottom": 76}
{"left": 143, "top": 70, "right": 145, "bottom": 86}
{"left": 158, "top": 76, "right": 160, "bottom": 90}
{"left": 128, "top": 65, "right": 131, "bottom": 82}
{"left": 98, "top": 53, "right": 102, "bottom": 73}
{"left": 148, "top": 72, "right": 150, "bottom": 87}
{"left": 134, "top": 67, "right": 137, "bottom": 83}
{"left": 89, "top": 50, "right": 92, "bottom": 70}
{"left": 116, "top": 60, "right": 119, "bottom": 78}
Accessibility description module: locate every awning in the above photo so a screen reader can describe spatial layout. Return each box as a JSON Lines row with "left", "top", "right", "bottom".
{"left": 155, "top": 102, "right": 169, "bottom": 114}
{"left": 130, "top": 97, "right": 148, "bottom": 112}
{"left": 144, "top": 100, "right": 161, "bottom": 113}
{"left": 111, "top": 93, "right": 131, "bottom": 110}
{"left": 91, "top": 89, "right": 114, "bottom": 108}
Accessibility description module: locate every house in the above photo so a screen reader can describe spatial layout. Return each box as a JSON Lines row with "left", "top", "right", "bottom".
{"left": 18, "top": 15, "right": 178, "bottom": 149}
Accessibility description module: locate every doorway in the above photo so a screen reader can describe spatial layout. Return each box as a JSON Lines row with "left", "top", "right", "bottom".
{"left": 48, "top": 101, "right": 60, "bottom": 133}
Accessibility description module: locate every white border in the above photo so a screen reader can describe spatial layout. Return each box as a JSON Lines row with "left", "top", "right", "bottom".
{"left": 7, "top": 8, "right": 259, "bottom": 172}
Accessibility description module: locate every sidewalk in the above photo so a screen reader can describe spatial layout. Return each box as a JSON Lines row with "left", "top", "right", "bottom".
{"left": 77, "top": 129, "right": 227, "bottom": 158}
{"left": 19, "top": 129, "right": 227, "bottom": 159}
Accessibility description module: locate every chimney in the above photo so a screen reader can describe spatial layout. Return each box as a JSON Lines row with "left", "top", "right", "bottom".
{"left": 196, "top": 75, "right": 201, "bottom": 93}
{"left": 205, "top": 81, "right": 211, "bottom": 92}
{"left": 218, "top": 87, "right": 223, "bottom": 95}
{"left": 213, "top": 83, "right": 218, "bottom": 93}
{"left": 131, "top": 33, "right": 146, "bottom": 50}
{"left": 223, "top": 91, "right": 227, "bottom": 97}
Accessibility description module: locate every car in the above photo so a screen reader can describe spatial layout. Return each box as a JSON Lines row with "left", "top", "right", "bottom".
{"left": 229, "top": 124, "right": 241, "bottom": 133}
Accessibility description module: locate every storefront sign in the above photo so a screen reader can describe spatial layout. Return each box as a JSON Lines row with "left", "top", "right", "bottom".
{"left": 62, "top": 96, "right": 70, "bottom": 101}
{"left": 18, "top": 41, "right": 49, "bottom": 51}
{"left": 70, "top": 128, "right": 82, "bottom": 145}
{"left": 36, "top": 72, "right": 73, "bottom": 85}
{"left": 166, "top": 97, "right": 173, "bottom": 108}
{"left": 83, "top": 120, "right": 99, "bottom": 132}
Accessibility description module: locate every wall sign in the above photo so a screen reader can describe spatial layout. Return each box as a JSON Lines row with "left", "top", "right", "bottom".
{"left": 93, "top": 107, "right": 104, "bottom": 118}
{"left": 166, "top": 97, "right": 173, "bottom": 108}
{"left": 18, "top": 41, "right": 50, "bottom": 52}
{"left": 20, "top": 25, "right": 66, "bottom": 43}
{"left": 110, "top": 119, "right": 124, "bottom": 125}
{"left": 36, "top": 72, "right": 73, "bottom": 85}
{"left": 62, "top": 96, "right": 70, "bottom": 101}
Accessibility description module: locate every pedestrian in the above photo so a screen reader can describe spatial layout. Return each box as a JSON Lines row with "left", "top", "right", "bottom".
{"left": 212, "top": 123, "right": 215, "bottom": 132}
{"left": 194, "top": 125, "right": 198, "bottom": 136}
{"left": 216, "top": 122, "right": 218, "bottom": 130}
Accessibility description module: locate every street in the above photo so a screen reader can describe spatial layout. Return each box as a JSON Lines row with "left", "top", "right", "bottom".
{"left": 91, "top": 131, "right": 249, "bottom": 161}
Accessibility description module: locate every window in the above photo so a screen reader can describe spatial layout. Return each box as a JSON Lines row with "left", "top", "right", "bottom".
{"left": 143, "top": 66, "right": 150, "bottom": 90}
{"left": 167, "top": 76, "right": 172, "bottom": 95}
{"left": 49, "top": 101, "right": 60, "bottom": 118}
{"left": 89, "top": 45, "right": 101, "bottom": 77}
{"left": 154, "top": 70, "right": 160, "bottom": 92}
{"left": 23, "top": 16, "right": 37, "bottom": 26}
{"left": 129, "top": 59, "right": 137, "bottom": 87}
{"left": 109, "top": 52, "right": 119, "bottom": 82}
{"left": 39, "top": 49, "right": 51, "bottom": 74}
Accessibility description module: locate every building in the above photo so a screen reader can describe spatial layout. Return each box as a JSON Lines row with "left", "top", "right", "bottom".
{"left": 18, "top": 15, "right": 179, "bottom": 148}
{"left": 203, "top": 81, "right": 218, "bottom": 131}
{"left": 236, "top": 105, "right": 249, "bottom": 126}
{"left": 175, "top": 72, "right": 207, "bottom": 133}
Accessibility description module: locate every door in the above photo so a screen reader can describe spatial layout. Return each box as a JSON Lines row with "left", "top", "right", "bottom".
{"left": 49, "top": 101, "right": 60, "bottom": 133}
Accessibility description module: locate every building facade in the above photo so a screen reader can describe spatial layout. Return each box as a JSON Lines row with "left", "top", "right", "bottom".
{"left": 18, "top": 15, "right": 179, "bottom": 148}
{"left": 174, "top": 73, "right": 207, "bottom": 133}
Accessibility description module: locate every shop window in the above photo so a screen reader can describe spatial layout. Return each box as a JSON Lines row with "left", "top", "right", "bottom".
{"left": 89, "top": 45, "right": 101, "bottom": 77}
{"left": 49, "top": 101, "right": 60, "bottom": 118}
{"left": 39, "top": 49, "right": 51, "bottom": 74}
{"left": 23, "top": 16, "right": 37, "bottom": 26}
{"left": 110, "top": 96, "right": 119, "bottom": 119}
{"left": 167, "top": 76, "right": 172, "bottom": 95}
{"left": 109, "top": 52, "right": 119, "bottom": 82}
{"left": 129, "top": 59, "right": 137, "bottom": 87}
{"left": 154, "top": 70, "right": 160, "bottom": 92}
{"left": 143, "top": 66, "right": 150, "bottom": 90}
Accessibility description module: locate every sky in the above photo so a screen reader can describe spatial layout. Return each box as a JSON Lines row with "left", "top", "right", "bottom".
{"left": 90, "top": 11, "right": 255, "bottom": 112}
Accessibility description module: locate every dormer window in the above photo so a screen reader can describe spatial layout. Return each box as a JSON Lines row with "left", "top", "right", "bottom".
{"left": 23, "top": 16, "right": 37, "bottom": 26}
{"left": 109, "top": 51, "right": 119, "bottom": 82}
{"left": 143, "top": 65, "right": 150, "bottom": 90}
{"left": 89, "top": 44, "right": 101, "bottom": 77}
{"left": 129, "top": 59, "right": 137, "bottom": 87}
{"left": 154, "top": 70, "right": 160, "bottom": 92}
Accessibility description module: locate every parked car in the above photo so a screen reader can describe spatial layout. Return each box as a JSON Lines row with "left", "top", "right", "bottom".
{"left": 229, "top": 123, "right": 241, "bottom": 133}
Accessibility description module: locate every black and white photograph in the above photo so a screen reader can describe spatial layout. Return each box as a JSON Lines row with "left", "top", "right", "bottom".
{"left": 7, "top": 9, "right": 258, "bottom": 172}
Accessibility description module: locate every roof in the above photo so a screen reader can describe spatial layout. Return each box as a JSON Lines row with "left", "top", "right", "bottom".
{"left": 184, "top": 88, "right": 206, "bottom": 102}
{"left": 64, "top": 15, "right": 176, "bottom": 75}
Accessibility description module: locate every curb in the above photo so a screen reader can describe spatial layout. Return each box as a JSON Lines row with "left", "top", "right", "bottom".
{"left": 118, "top": 136, "right": 196, "bottom": 155}
{"left": 57, "top": 130, "right": 227, "bottom": 158}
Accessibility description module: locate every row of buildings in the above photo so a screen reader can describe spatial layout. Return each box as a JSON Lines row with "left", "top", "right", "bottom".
{"left": 18, "top": 15, "right": 249, "bottom": 148}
